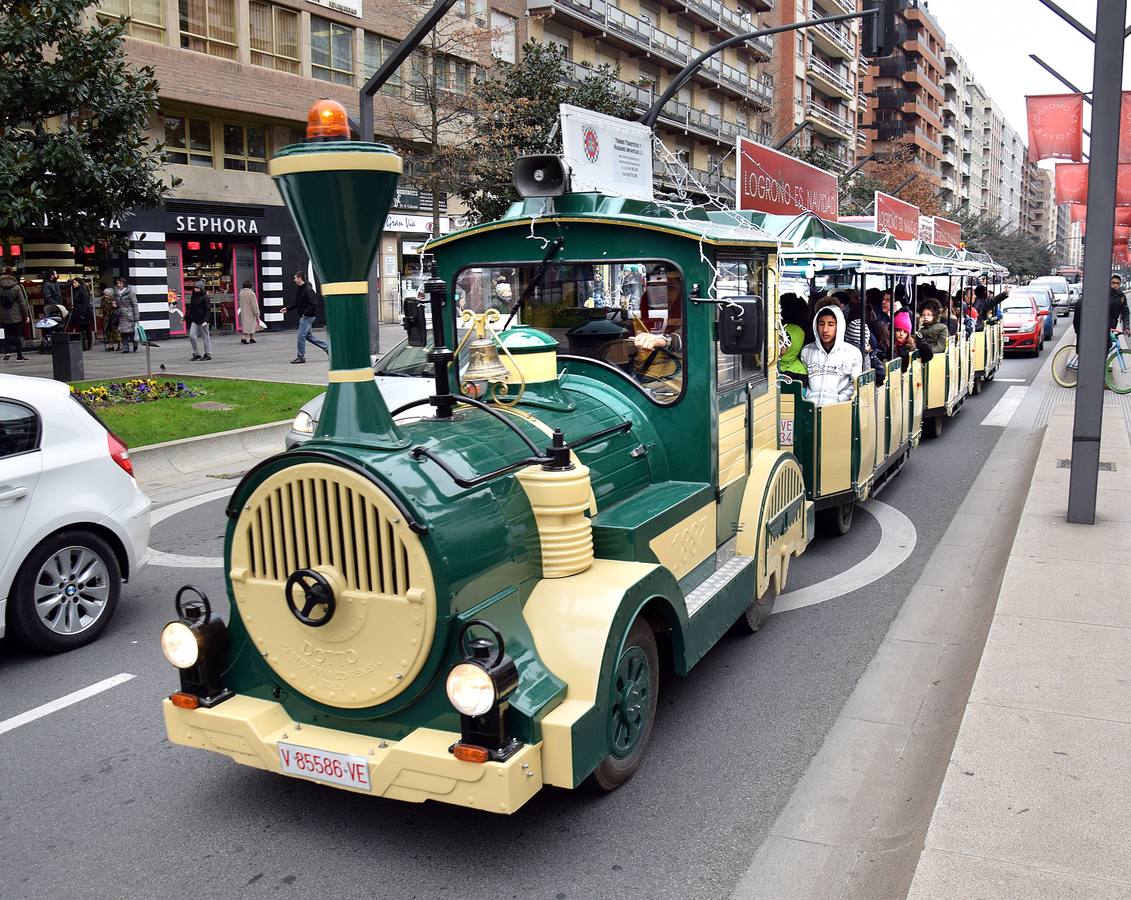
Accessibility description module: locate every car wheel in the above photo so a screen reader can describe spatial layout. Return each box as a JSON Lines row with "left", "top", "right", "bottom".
{"left": 9, "top": 530, "right": 122, "bottom": 652}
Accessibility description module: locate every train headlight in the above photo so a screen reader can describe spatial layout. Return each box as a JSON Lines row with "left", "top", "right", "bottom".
{"left": 446, "top": 663, "right": 496, "bottom": 717}
{"left": 447, "top": 620, "right": 522, "bottom": 762}
{"left": 161, "top": 621, "right": 200, "bottom": 669}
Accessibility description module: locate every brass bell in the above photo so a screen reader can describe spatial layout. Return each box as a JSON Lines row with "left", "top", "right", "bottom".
{"left": 461, "top": 311, "right": 511, "bottom": 383}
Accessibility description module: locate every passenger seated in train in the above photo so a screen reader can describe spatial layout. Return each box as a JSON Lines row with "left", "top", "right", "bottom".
{"left": 801, "top": 305, "right": 863, "bottom": 406}
{"left": 779, "top": 293, "right": 810, "bottom": 388}
{"left": 893, "top": 283, "right": 911, "bottom": 314}
{"left": 888, "top": 310, "right": 934, "bottom": 370}
{"left": 917, "top": 298, "right": 950, "bottom": 354}
{"left": 867, "top": 288, "right": 891, "bottom": 332}
{"left": 972, "top": 284, "right": 1009, "bottom": 324}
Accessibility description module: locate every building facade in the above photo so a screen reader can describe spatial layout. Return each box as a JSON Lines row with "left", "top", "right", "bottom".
{"left": 860, "top": 0, "right": 946, "bottom": 187}
{"left": 770, "top": 0, "right": 864, "bottom": 172}
{"left": 1021, "top": 163, "right": 1053, "bottom": 246}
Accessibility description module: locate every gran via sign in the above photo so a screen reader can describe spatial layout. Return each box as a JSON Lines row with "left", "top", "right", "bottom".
{"left": 306, "top": 0, "right": 362, "bottom": 17}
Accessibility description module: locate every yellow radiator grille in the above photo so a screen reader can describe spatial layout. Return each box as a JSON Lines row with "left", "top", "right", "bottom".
{"left": 229, "top": 461, "right": 436, "bottom": 709}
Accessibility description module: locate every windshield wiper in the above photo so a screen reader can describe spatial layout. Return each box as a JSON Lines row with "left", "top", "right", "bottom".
{"left": 503, "top": 236, "right": 564, "bottom": 329}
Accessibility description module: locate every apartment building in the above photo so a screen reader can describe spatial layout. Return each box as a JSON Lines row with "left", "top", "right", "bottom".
{"left": 1021, "top": 163, "right": 1053, "bottom": 246}
{"left": 771, "top": 0, "right": 864, "bottom": 172}
{"left": 527, "top": 0, "right": 776, "bottom": 201}
{"left": 5, "top": 0, "right": 527, "bottom": 335}
{"left": 939, "top": 46, "right": 986, "bottom": 215}
{"left": 860, "top": 0, "right": 946, "bottom": 187}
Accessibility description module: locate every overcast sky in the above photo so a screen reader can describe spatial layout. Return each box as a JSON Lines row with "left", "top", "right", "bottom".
{"left": 925, "top": 0, "right": 1131, "bottom": 157}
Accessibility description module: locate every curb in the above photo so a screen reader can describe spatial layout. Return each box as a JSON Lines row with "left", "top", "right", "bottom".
{"left": 131, "top": 419, "right": 292, "bottom": 481}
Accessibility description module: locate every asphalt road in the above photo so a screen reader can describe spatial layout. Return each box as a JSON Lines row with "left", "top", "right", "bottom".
{"left": 0, "top": 341, "right": 1050, "bottom": 900}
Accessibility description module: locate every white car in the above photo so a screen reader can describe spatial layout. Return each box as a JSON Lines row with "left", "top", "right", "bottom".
{"left": 1030, "top": 276, "right": 1072, "bottom": 317}
{"left": 0, "top": 374, "right": 151, "bottom": 652}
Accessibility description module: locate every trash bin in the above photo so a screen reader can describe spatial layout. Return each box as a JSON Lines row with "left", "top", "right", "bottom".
{"left": 51, "top": 332, "right": 84, "bottom": 382}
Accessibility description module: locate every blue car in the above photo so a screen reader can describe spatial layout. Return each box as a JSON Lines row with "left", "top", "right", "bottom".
{"left": 1014, "top": 286, "right": 1056, "bottom": 342}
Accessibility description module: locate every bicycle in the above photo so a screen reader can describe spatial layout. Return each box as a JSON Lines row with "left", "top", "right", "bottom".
{"left": 1051, "top": 330, "right": 1131, "bottom": 393}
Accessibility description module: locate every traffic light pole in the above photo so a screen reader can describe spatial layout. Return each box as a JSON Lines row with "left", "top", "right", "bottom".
{"left": 639, "top": 7, "right": 879, "bottom": 129}
{"left": 1066, "top": 0, "right": 1127, "bottom": 524}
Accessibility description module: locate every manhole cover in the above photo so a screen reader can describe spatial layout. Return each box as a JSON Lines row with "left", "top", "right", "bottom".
{"left": 1057, "top": 459, "right": 1117, "bottom": 471}
{"left": 193, "top": 401, "right": 234, "bottom": 411}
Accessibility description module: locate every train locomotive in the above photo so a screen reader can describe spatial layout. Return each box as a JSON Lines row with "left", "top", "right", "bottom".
{"left": 158, "top": 106, "right": 812, "bottom": 813}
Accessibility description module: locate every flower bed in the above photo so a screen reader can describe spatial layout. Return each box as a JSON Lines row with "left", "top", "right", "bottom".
{"left": 74, "top": 378, "right": 203, "bottom": 408}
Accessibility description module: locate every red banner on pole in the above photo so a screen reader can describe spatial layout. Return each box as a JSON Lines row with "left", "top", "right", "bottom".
{"left": 1115, "top": 244, "right": 1131, "bottom": 265}
{"left": 1067, "top": 203, "right": 1087, "bottom": 222}
{"left": 874, "top": 191, "right": 920, "bottom": 240}
{"left": 736, "top": 136, "right": 839, "bottom": 219}
{"left": 1116, "top": 208, "right": 1131, "bottom": 226}
{"left": 1117, "top": 164, "right": 1131, "bottom": 206}
{"left": 933, "top": 216, "right": 961, "bottom": 248}
{"left": 1026, "top": 94, "right": 1085, "bottom": 162}
{"left": 1055, "top": 163, "right": 1089, "bottom": 204}
{"left": 1120, "top": 92, "right": 1131, "bottom": 164}
{"left": 1115, "top": 226, "right": 1131, "bottom": 243}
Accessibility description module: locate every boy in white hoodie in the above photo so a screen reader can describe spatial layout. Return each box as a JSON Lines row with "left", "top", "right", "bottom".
{"left": 800, "top": 304, "right": 863, "bottom": 405}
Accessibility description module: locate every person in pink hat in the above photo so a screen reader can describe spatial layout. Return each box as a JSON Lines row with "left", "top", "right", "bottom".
{"left": 889, "top": 309, "right": 934, "bottom": 370}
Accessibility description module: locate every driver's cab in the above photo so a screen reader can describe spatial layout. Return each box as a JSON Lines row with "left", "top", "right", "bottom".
{"left": 454, "top": 260, "right": 685, "bottom": 402}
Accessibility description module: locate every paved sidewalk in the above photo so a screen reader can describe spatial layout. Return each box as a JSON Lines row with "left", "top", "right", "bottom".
{"left": 908, "top": 398, "right": 1131, "bottom": 896}
{"left": 1, "top": 325, "right": 401, "bottom": 386}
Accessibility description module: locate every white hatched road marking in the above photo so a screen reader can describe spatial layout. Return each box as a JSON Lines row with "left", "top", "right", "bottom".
{"left": 0, "top": 674, "right": 135, "bottom": 736}
{"left": 148, "top": 486, "right": 236, "bottom": 568}
{"left": 774, "top": 501, "right": 917, "bottom": 614}
{"left": 981, "top": 386, "right": 1029, "bottom": 427}
{"left": 993, "top": 378, "right": 1027, "bottom": 383}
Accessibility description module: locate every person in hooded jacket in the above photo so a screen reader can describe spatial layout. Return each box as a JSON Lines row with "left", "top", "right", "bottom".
{"left": 778, "top": 293, "right": 810, "bottom": 388}
{"left": 115, "top": 277, "right": 139, "bottom": 352}
{"left": 917, "top": 298, "right": 950, "bottom": 354}
{"left": 186, "top": 279, "right": 213, "bottom": 360}
{"left": 69, "top": 278, "right": 95, "bottom": 350}
{"left": 801, "top": 305, "right": 863, "bottom": 406}
{"left": 0, "top": 269, "right": 31, "bottom": 361}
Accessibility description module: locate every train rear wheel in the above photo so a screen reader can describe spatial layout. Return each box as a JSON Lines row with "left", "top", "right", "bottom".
{"left": 817, "top": 500, "right": 854, "bottom": 537}
{"left": 591, "top": 618, "right": 659, "bottom": 792}
{"left": 924, "top": 415, "right": 944, "bottom": 439}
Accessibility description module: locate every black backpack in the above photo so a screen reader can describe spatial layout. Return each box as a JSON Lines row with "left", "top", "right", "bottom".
{"left": 0, "top": 284, "right": 16, "bottom": 309}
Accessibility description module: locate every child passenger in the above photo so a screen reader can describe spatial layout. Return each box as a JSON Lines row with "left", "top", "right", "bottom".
{"left": 917, "top": 298, "right": 950, "bottom": 354}
{"left": 801, "top": 305, "right": 863, "bottom": 405}
{"left": 890, "top": 310, "right": 934, "bottom": 369}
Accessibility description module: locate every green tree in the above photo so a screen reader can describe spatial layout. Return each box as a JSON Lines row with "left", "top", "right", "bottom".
{"left": 953, "top": 210, "right": 1054, "bottom": 278}
{"left": 458, "top": 41, "right": 636, "bottom": 224}
{"left": 0, "top": 0, "right": 174, "bottom": 248}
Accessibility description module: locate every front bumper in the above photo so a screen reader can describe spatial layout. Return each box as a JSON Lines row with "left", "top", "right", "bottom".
{"left": 1003, "top": 331, "right": 1039, "bottom": 351}
{"left": 163, "top": 695, "right": 544, "bottom": 813}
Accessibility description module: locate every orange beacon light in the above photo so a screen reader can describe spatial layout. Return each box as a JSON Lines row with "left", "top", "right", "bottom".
{"left": 307, "top": 99, "right": 351, "bottom": 141}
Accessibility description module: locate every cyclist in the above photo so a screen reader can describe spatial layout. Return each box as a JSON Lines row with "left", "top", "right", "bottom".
{"left": 1072, "top": 274, "right": 1130, "bottom": 344}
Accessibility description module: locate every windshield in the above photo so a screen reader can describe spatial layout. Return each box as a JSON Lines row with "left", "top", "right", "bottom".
{"left": 1002, "top": 299, "right": 1035, "bottom": 314}
{"left": 375, "top": 339, "right": 435, "bottom": 377}
{"left": 455, "top": 261, "right": 685, "bottom": 403}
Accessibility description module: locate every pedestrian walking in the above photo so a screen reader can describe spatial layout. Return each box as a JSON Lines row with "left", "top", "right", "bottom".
{"left": 283, "top": 272, "right": 328, "bottom": 364}
{"left": 238, "top": 280, "right": 261, "bottom": 345}
{"left": 69, "top": 278, "right": 95, "bottom": 351}
{"left": 115, "top": 277, "right": 139, "bottom": 353}
{"left": 0, "top": 269, "right": 31, "bottom": 361}
{"left": 187, "top": 279, "right": 213, "bottom": 361}
{"left": 100, "top": 285, "right": 120, "bottom": 350}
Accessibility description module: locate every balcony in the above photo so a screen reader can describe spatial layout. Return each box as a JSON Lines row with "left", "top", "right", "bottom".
{"left": 807, "top": 54, "right": 854, "bottom": 100}
{"left": 675, "top": 0, "right": 773, "bottom": 55}
{"left": 702, "top": 54, "right": 773, "bottom": 107}
{"left": 815, "top": 0, "right": 855, "bottom": 14}
{"left": 805, "top": 100, "right": 854, "bottom": 139}
{"left": 811, "top": 20, "right": 854, "bottom": 59}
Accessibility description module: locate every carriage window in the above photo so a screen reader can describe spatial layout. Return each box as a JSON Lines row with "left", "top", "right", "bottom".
{"left": 454, "top": 261, "right": 685, "bottom": 403}
{"left": 716, "top": 256, "right": 767, "bottom": 389}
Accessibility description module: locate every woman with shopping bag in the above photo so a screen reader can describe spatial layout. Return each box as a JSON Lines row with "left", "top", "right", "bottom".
{"left": 238, "top": 280, "right": 261, "bottom": 345}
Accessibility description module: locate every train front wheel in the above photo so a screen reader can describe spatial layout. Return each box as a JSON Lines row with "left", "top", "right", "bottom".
{"left": 924, "top": 415, "right": 944, "bottom": 439}
{"left": 590, "top": 618, "right": 660, "bottom": 792}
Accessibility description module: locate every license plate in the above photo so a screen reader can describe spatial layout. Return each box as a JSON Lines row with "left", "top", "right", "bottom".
{"left": 277, "top": 742, "right": 372, "bottom": 792}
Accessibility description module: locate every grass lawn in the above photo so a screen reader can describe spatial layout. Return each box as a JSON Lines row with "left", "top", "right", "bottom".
{"left": 73, "top": 376, "right": 324, "bottom": 448}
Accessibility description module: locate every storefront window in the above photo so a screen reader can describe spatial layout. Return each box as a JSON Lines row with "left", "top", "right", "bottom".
{"left": 455, "top": 261, "right": 685, "bottom": 404}
{"left": 363, "top": 34, "right": 402, "bottom": 95}
{"left": 249, "top": 1, "right": 300, "bottom": 74}
{"left": 223, "top": 124, "right": 268, "bottom": 173}
{"left": 179, "top": 0, "right": 237, "bottom": 60}
{"left": 312, "top": 16, "right": 355, "bottom": 86}
{"left": 98, "top": 0, "right": 165, "bottom": 42}
{"left": 164, "top": 116, "right": 214, "bottom": 167}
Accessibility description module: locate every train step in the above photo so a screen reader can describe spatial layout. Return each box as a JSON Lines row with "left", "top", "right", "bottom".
{"left": 684, "top": 537, "right": 753, "bottom": 618}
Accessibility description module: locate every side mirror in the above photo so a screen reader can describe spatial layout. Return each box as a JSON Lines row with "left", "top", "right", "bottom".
{"left": 718, "top": 296, "right": 764, "bottom": 355}
{"left": 403, "top": 298, "right": 428, "bottom": 347}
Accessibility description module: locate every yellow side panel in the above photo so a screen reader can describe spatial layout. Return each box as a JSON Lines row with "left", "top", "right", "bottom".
{"left": 751, "top": 388, "right": 778, "bottom": 452}
{"left": 874, "top": 380, "right": 888, "bottom": 461}
{"left": 973, "top": 331, "right": 986, "bottom": 371}
{"left": 818, "top": 401, "right": 852, "bottom": 495}
{"left": 717, "top": 404, "right": 747, "bottom": 488}
{"left": 539, "top": 699, "right": 591, "bottom": 789}
{"left": 856, "top": 380, "right": 877, "bottom": 485}
{"left": 927, "top": 349, "right": 947, "bottom": 409}
{"left": 648, "top": 502, "right": 717, "bottom": 580}
{"left": 888, "top": 365, "right": 904, "bottom": 450}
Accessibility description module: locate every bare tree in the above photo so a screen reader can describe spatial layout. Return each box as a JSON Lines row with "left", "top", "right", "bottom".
{"left": 371, "top": 0, "right": 493, "bottom": 234}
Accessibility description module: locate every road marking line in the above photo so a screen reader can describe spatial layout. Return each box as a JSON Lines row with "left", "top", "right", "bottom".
{"left": 994, "top": 378, "right": 1027, "bottom": 383}
{"left": 151, "top": 486, "right": 237, "bottom": 526}
{"left": 774, "top": 501, "right": 917, "bottom": 614}
{"left": 148, "top": 486, "right": 237, "bottom": 568}
{"left": 0, "top": 673, "right": 135, "bottom": 737}
{"left": 982, "top": 386, "right": 1029, "bottom": 427}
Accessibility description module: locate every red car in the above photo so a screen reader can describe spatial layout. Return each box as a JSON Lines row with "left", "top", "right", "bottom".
{"left": 1001, "top": 294, "right": 1049, "bottom": 356}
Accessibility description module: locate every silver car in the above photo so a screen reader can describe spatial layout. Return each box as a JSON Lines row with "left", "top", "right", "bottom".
{"left": 286, "top": 338, "right": 447, "bottom": 448}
